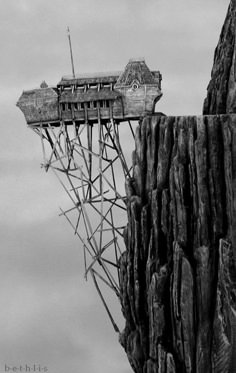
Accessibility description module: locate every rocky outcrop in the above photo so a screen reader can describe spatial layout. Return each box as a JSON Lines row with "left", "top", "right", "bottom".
{"left": 119, "top": 2, "right": 236, "bottom": 371}
{"left": 203, "top": 0, "right": 236, "bottom": 114}
{"left": 119, "top": 114, "right": 236, "bottom": 372}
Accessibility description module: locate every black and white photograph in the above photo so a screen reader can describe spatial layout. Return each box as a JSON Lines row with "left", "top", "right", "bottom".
{"left": 1, "top": 1, "right": 235, "bottom": 372}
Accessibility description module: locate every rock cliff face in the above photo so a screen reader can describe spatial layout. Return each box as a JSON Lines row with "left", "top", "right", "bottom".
{"left": 119, "top": 2, "right": 236, "bottom": 371}
{"left": 203, "top": 0, "right": 236, "bottom": 114}
{"left": 119, "top": 114, "right": 236, "bottom": 372}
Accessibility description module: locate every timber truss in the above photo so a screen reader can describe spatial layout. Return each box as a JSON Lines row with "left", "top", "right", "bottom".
{"left": 30, "top": 118, "right": 136, "bottom": 332}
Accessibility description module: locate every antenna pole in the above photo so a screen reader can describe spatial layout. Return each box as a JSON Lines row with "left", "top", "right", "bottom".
{"left": 67, "top": 27, "right": 75, "bottom": 78}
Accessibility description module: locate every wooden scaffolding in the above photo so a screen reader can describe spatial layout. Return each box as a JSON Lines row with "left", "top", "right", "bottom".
{"left": 30, "top": 114, "right": 137, "bottom": 332}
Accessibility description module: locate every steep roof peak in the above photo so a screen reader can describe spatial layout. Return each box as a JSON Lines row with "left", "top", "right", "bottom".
{"left": 115, "top": 59, "right": 157, "bottom": 86}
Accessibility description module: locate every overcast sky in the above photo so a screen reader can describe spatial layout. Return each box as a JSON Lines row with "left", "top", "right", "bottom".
{"left": 0, "top": 1, "right": 229, "bottom": 373}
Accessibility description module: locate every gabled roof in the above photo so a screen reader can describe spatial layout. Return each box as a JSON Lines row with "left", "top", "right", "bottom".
{"left": 115, "top": 58, "right": 158, "bottom": 86}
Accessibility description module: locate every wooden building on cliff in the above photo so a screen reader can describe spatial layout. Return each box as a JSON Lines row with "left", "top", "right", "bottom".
{"left": 17, "top": 58, "right": 162, "bottom": 126}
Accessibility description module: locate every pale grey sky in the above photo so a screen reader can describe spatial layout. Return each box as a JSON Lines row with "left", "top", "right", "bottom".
{"left": 0, "top": 1, "right": 229, "bottom": 373}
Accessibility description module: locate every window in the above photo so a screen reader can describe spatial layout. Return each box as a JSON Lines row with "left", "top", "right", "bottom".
{"left": 80, "top": 102, "right": 85, "bottom": 110}
{"left": 102, "top": 100, "right": 109, "bottom": 108}
{"left": 74, "top": 103, "right": 78, "bottom": 111}
{"left": 61, "top": 103, "right": 66, "bottom": 111}
{"left": 132, "top": 82, "right": 139, "bottom": 90}
{"left": 93, "top": 101, "right": 97, "bottom": 108}
{"left": 102, "top": 83, "right": 111, "bottom": 89}
{"left": 68, "top": 103, "right": 72, "bottom": 111}
{"left": 87, "top": 102, "right": 91, "bottom": 109}
{"left": 77, "top": 85, "right": 85, "bottom": 92}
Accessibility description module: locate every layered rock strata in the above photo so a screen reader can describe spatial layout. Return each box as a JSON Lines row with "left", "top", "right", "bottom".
{"left": 203, "top": 0, "right": 236, "bottom": 114}
{"left": 119, "top": 114, "right": 236, "bottom": 372}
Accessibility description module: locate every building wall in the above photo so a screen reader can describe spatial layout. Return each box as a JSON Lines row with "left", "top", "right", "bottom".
{"left": 114, "top": 85, "right": 162, "bottom": 118}
{"left": 18, "top": 88, "right": 59, "bottom": 124}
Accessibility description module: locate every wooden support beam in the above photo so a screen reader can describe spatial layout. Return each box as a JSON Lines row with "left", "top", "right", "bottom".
{"left": 90, "top": 269, "right": 120, "bottom": 333}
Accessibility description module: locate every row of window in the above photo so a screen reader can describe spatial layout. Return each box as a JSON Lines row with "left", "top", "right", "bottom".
{"left": 61, "top": 100, "right": 110, "bottom": 112}
{"left": 61, "top": 83, "right": 113, "bottom": 93}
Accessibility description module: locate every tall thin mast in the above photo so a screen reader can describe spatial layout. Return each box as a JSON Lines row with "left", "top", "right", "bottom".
{"left": 67, "top": 27, "right": 75, "bottom": 78}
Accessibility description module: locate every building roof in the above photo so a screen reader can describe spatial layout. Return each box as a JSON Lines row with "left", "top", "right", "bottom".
{"left": 58, "top": 72, "right": 121, "bottom": 86}
{"left": 60, "top": 89, "right": 121, "bottom": 103}
{"left": 58, "top": 60, "right": 161, "bottom": 87}
{"left": 115, "top": 59, "right": 158, "bottom": 86}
